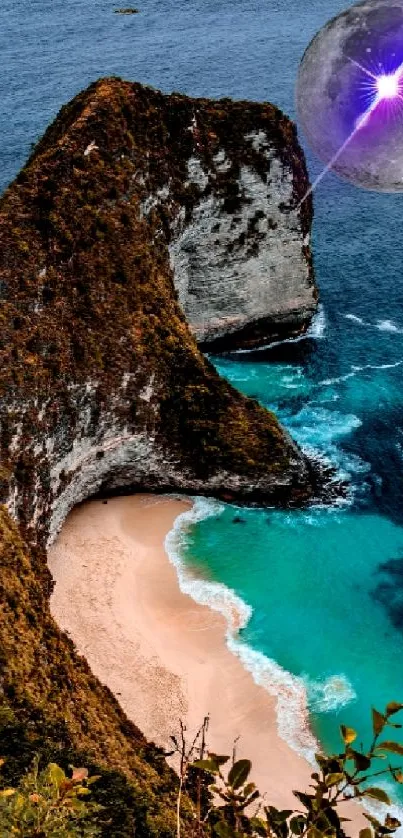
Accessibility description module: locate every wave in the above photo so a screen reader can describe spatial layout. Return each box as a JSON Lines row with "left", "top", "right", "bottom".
{"left": 344, "top": 312, "right": 403, "bottom": 336}
{"left": 165, "top": 497, "right": 355, "bottom": 765}
{"left": 307, "top": 674, "right": 356, "bottom": 713}
{"left": 307, "top": 304, "right": 327, "bottom": 339}
{"left": 376, "top": 319, "right": 403, "bottom": 334}
{"left": 318, "top": 359, "right": 403, "bottom": 388}
{"left": 289, "top": 406, "right": 362, "bottom": 446}
{"left": 230, "top": 305, "right": 327, "bottom": 356}
{"left": 344, "top": 313, "right": 365, "bottom": 324}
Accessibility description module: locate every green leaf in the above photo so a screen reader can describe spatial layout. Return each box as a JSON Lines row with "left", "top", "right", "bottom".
{"left": 228, "top": 759, "right": 251, "bottom": 789}
{"left": 214, "top": 823, "right": 236, "bottom": 838}
{"left": 372, "top": 708, "right": 386, "bottom": 736}
{"left": 377, "top": 740, "right": 403, "bottom": 755}
{"left": 48, "top": 763, "right": 66, "bottom": 787}
{"left": 277, "top": 810, "right": 293, "bottom": 821}
{"left": 385, "top": 815, "right": 401, "bottom": 830}
{"left": 341, "top": 725, "right": 357, "bottom": 745}
{"left": 386, "top": 702, "right": 403, "bottom": 717}
{"left": 250, "top": 817, "right": 267, "bottom": 837}
{"left": 0, "top": 788, "right": 16, "bottom": 798}
{"left": 239, "top": 789, "right": 260, "bottom": 810}
{"left": 293, "top": 791, "right": 313, "bottom": 810}
{"left": 306, "top": 828, "right": 323, "bottom": 838}
{"left": 363, "top": 787, "right": 391, "bottom": 804}
{"left": 325, "top": 772, "right": 344, "bottom": 787}
{"left": 359, "top": 830, "right": 373, "bottom": 838}
{"left": 208, "top": 753, "right": 230, "bottom": 766}
{"left": 192, "top": 759, "right": 219, "bottom": 774}
{"left": 290, "top": 816, "right": 305, "bottom": 835}
{"left": 349, "top": 749, "right": 371, "bottom": 772}
{"left": 243, "top": 782, "right": 256, "bottom": 797}
{"left": 363, "top": 813, "right": 383, "bottom": 830}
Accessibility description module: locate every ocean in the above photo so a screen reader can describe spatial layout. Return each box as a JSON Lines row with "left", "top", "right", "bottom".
{"left": 3, "top": 0, "right": 403, "bottom": 808}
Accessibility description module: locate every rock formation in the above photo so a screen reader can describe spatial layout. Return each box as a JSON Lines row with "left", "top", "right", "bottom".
{"left": 0, "top": 78, "right": 317, "bottom": 835}
{"left": 169, "top": 113, "right": 316, "bottom": 351}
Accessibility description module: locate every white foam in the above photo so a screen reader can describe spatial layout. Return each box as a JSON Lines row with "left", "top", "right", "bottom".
{"left": 376, "top": 319, "right": 403, "bottom": 334}
{"left": 344, "top": 313, "right": 403, "bottom": 343}
{"left": 307, "top": 674, "right": 356, "bottom": 713}
{"left": 165, "top": 497, "right": 355, "bottom": 766}
{"left": 344, "top": 313, "right": 365, "bottom": 324}
{"left": 230, "top": 305, "right": 326, "bottom": 355}
{"left": 307, "top": 304, "right": 327, "bottom": 339}
{"left": 165, "top": 497, "right": 251, "bottom": 634}
{"left": 319, "top": 360, "right": 403, "bottom": 388}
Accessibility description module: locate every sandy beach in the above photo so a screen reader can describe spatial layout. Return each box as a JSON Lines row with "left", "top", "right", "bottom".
{"left": 48, "top": 494, "right": 363, "bottom": 825}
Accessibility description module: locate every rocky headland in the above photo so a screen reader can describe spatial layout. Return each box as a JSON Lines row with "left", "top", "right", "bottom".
{"left": 0, "top": 78, "right": 318, "bottom": 834}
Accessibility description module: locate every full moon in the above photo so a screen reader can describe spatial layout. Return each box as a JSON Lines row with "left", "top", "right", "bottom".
{"left": 296, "top": 0, "right": 403, "bottom": 192}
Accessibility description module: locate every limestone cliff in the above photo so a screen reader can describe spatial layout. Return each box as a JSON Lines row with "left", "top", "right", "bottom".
{"left": 0, "top": 78, "right": 318, "bottom": 835}
{"left": 169, "top": 109, "right": 316, "bottom": 350}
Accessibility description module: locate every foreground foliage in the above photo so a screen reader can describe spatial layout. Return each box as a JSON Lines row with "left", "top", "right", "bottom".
{"left": 0, "top": 759, "right": 101, "bottom": 837}
{"left": 172, "top": 703, "right": 403, "bottom": 838}
{"left": 2, "top": 703, "right": 403, "bottom": 837}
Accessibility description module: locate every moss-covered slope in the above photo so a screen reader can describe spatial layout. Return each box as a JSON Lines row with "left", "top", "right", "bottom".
{"left": 0, "top": 78, "right": 318, "bottom": 835}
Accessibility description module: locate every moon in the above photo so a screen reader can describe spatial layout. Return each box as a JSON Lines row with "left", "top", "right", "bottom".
{"left": 296, "top": 0, "right": 403, "bottom": 192}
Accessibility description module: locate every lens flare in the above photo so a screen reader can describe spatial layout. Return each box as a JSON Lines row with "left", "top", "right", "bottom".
{"left": 296, "top": 0, "right": 403, "bottom": 198}
{"left": 377, "top": 72, "right": 399, "bottom": 98}
{"left": 299, "top": 57, "right": 403, "bottom": 205}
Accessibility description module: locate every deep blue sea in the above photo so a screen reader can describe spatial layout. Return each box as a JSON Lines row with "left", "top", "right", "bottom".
{"left": 3, "top": 0, "right": 403, "bottom": 807}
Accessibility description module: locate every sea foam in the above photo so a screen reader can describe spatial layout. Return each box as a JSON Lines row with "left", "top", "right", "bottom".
{"left": 230, "top": 305, "right": 327, "bottom": 355}
{"left": 164, "top": 498, "right": 403, "bottom": 834}
{"left": 376, "top": 319, "right": 403, "bottom": 334}
{"left": 164, "top": 497, "right": 355, "bottom": 765}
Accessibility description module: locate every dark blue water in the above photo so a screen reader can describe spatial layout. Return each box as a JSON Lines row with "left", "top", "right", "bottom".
{"left": 3, "top": 0, "right": 403, "bottom": 806}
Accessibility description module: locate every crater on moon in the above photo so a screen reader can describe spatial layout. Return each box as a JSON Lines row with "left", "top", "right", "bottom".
{"left": 296, "top": 0, "right": 403, "bottom": 192}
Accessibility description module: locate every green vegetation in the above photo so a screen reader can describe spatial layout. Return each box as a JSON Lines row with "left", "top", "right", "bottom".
{"left": 0, "top": 759, "right": 101, "bottom": 837}
{"left": 3, "top": 704, "right": 403, "bottom": 837}
{"left": 169, "top": 706, "right": 403, "bottom": 838}
{"left": 0, "top": 77, "right": 323, "bottom": 837}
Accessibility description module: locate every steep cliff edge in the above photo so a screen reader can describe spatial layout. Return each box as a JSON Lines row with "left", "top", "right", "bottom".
{"left": 0, "top": 78, "right": 318, "bottom": 835}
{"left": 31, "top": 76, "right": 316, "bottom": 352}
{"left": 0, "top": 77, "right": 318, "bottom": 548}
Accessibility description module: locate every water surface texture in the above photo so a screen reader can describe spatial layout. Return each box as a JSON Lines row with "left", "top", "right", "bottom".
{"left": 3, "top": 0, "right": 403, "bottom": 795}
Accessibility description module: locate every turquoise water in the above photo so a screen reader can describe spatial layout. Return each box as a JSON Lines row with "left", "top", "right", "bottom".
{"left": 3, "top": 0, "right": 403, "bottom": 809}
{"left": 180, "top": 347, "right": 403, "bottom": 776}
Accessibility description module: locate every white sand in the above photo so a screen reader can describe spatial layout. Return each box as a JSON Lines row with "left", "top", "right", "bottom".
{"left": 48, "top": 494, "right": 363, "bottom": 828}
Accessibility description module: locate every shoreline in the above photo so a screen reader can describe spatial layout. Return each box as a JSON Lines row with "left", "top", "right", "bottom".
{"left": 47, "top": 493, "right": 363, "bottom": 825}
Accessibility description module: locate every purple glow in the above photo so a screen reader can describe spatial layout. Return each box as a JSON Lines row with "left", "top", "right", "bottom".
{"left": 299, "top": 54, "right": 403, "bottom": 204}
{"left": 376, "top": 73, "right": 400, "bottom": 98}
{"left": 352, "top": 61, "right": 403, "bottom": 133}
{"left": 296, "top": 0, "right": 403, "bottom": 196}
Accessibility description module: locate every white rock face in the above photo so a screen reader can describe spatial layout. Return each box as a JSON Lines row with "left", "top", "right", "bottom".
{"left": 2, "top": 373, "right": 307, "bottom": 550}
{"left": 169, "top": 134, "right": 316, "bottom": 348}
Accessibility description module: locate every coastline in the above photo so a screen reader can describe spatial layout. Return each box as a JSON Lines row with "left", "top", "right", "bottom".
{"left": 47, "top": 494, "right": 362, "bottom": 823}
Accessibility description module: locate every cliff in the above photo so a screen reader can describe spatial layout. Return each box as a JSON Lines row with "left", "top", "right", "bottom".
{"left": 0, "top": 78, "right": 317, "bottom": 835}
{"left": 33, "top": 76, "right": 317, "bottom": 353}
